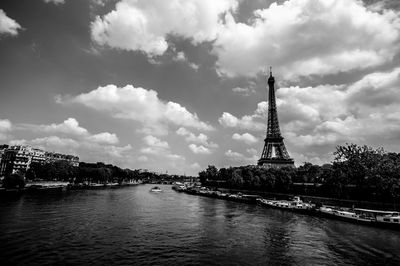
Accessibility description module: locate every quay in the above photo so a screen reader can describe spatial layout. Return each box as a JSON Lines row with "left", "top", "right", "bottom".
{"left": 177, "top": 185, "right": 400, "bottom": 230}
{"left": 0, "top": 181, "right": 143, "bottom": 196}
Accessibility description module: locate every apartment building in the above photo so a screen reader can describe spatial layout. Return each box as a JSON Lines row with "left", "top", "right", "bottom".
{"left": 0, "top": 145, "right": 79, "bottom": 176}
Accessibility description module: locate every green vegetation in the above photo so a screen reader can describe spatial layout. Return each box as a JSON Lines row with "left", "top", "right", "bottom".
{"left": 199, "top": 143, "right": 400, "bottom": 203}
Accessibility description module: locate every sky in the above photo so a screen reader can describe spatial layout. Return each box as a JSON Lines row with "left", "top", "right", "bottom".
{"left": 1, "top": 0, "right": 400, "bottom": 175}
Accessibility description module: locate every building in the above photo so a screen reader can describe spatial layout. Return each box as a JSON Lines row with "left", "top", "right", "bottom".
{"left": 45, "top": 152, "right": 79, "bottom": 167}
{"left": 0, "top": 145, "right": 34, "bottom": 176}
{"left": 258, "top": 69, "right": 295, "bottom": 168}
{"left": 0, "top": 145, "right": 9, "bottom": 175}
{"left": 0, "top": 145, "right": 79, "bottom": 177}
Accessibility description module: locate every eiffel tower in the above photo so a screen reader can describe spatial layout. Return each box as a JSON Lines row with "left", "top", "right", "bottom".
{"left": 258, "top": 68, "right": 294, "bottom": 168}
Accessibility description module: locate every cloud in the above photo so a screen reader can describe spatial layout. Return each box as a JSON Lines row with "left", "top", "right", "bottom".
{"left": 30, "top": 136, "right": 80, "bottom": 149}
{"left": 176, "top": 127, "right": 218, "bottom": 147}
{"left": 232, "top": 132, "right": 258, "bottom": 145}
{"left": 232, "top": 86, "right": 255, "bottom": 96}
{"left": 225, "top": 149, "right": 258, "bottom": 164}
{"left": 188, "top": 144, "right": 211, "bottom": 154}
{"left": 10, "top": 136, "right": 132, "bottom": 162}
{"left": 218, "top": 101, "right": 267, "bottom": 131}
{"left": 22, "top": 118, "right": 88, "bottom": 136}
{"left": 0, "top": 9, "right": 21, "bottom": 36}
{"left": 43, "top": 0, "right": 65, "bottom": 4}
{"left": 271, "top": 67, "right": 400, "bottom": 163}
{"left": 87, "top": 132, "right": 119, "bottom": 145}
{"left": 190, "top": 162, "right": 201, "bottom": 170}
{"left": 172, "top": 51, "right": 200, "bottom": 70}
{"left": 91, "top": 0, "right": 238, "bottom": 56}
{"left": 60, "top": 84, "right": 213, "bottom": 135}
{"left": 137, "top": 155, "right": 148, "bottom": 162}
{"left": 89, "top": 0, "right": 400, "bottom": 78}
{"left": 0, "top": 119, "right": 12, "bottom": 140}
{"left": 18, "top": 118, "right": 119, "bottom": 145}
{"left": 218, "top": 67, "right": 400, "bottom": 165}
{"left": 9, "top": 118, "right": 131, "bottom": 165}
{"left": 176, "top": 127, "right": 218, "bottom": 154}
{"left": 140, "top": 135, "right": 185, "bottom": 162}
{"left": 246, "top": 148, "right": 258, "bottom": 155}
{"left": 105, "top": 144, "right": 132, "bottom": 158}
{"left": 143, "top": 135, "right": 169, "bottom": 149}
{"left": 214, "top": 0, "right": 400, "bottom": 78}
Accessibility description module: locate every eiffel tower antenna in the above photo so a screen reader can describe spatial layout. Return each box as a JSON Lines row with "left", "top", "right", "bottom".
{"left": 258, "top": 68, "right": 294, "bottom": 168}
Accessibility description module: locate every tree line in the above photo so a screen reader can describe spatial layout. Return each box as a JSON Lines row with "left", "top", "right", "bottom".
{"left": 199, "top": 143, "right": 400, "bottom": 203}
{"left": 3, "top": 161, "right": 190, "bottom": 189}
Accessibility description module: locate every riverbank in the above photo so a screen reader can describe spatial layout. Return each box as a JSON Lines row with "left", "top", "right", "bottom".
{"left": 0, "top": 181, "right": 143, "bottom": 197}
{"left": 179, "top": 186, "right": 400, "bottom": 230}
{"left": 214, "top": 187, "right": 400, "bottom": 212}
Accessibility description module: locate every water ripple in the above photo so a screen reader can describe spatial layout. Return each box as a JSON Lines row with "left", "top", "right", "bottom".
{"left": 1, "top": 185, "right": 400, "bottom": 265}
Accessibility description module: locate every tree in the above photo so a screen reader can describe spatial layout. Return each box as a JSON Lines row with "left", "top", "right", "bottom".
{"left": 2, "top": 173, "right": 25, "bottom": 189}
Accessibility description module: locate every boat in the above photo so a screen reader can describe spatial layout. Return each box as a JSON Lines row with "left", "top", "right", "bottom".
{"left": 257, "top": 196, "right": 314, "bottom": 213}
{"left": 318, "top": 206, "right": 373, "bottom": 224}
{"left": 354, "top": 208, "right": 400, "bottom": 227}
{"left": 172, "top": 182, "right": 186, "bottom": 191}
{"left": 150, "top": 186, "right": 162, "bottom": 192}
{"left": 317, "top": 206, "right": 400, "bottom": 229}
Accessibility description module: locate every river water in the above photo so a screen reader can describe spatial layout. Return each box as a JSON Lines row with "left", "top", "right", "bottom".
{"left": 1, "top": 184, "right": 400, "bottom": 265}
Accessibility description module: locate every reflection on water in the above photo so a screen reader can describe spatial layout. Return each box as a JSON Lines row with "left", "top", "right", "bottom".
{"left": 1, "top": 184, "right": 400, "bottom": 265}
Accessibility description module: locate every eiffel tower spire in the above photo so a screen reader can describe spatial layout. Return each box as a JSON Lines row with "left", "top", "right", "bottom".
{"left": 258, "top": 68, "right": 294, "bottom": 168}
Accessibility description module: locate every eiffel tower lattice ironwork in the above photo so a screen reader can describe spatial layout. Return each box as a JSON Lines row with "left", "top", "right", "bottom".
{"left": 258, "top": 68, "right": 294, "bottom": 168}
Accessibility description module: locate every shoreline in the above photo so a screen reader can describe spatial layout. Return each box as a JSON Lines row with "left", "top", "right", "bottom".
{"left": 213, "top": 187, "right": 400, "bottom": 212}
{"left": 179, "top": 186, "right": 400, "bottom": 231}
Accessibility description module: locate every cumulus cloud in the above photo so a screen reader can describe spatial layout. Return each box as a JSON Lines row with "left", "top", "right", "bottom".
{"left": 176, "top": 127, "right": 218, "bottom": 154}
{"left": 19, "top": 118, "right": 119, "bottom": 145}
{"left": 143, "top": 135, "right": 169, "bottom": 150}
{"left": 137, "top": 155, "right": 148, "bottom": 162}
{"left": 218, "top": 101, "right": 267, "bottom": 131}
{"left": 190, "top": 162, "right": 201, "bottom": 170}
{"left": 60, "top": 84, "right": 213, "bottom": 135}
{"left": 189, "top": 144, "right": 211, "bottom": 154}
{"left": 0, "top": 9, "right": 21, "bottom": 36}
{"left": 89, "top": 0, "right": 400, "bottom": 78}
{"left": 173, "top": 51, "right": 200, "bottom": 70}
{"left": 43, "top": 0, "right": 65, "bottom": 4}
{"left": 246, "top": 148, "right": 258, "bottom": 155}
{"left": 105, "top": 144, "right": 132, "bottom": 158}
{"left": 273, "top": 67, "right": 400, "bottom": 162}
{"left": 214, "top": 0, "right": 400, "bottom": 78}
{"left": 232, "top": 132, "right": 258, "bottom": 145}
{"left": 9, "top": 118, "right": 131, "bottom": 164}
{"left": 91, "top": 0, "right": 238, "bottom": 56}
{"left": 232, "top": 86, "right": 255, "bottom": 96}
{"left": 87, "top": 132, "right": 119, "bottom": 145}
{"left": 30, "top": 136, "right": 80, "bottom": 149}
{"left": 225, "top": 149, "right": 258, "bottom": 164}
{"left": 219, "top": 67, "right": 400, "bottom": 165}
{"left": 176, "top": 127, "right": 218, "bottom": 153}
{"left": 0, "top": 119, "right": 12, "bottom": 140}
{"left": 141, "top": 135, "right": 185, "bottom": 162}
{"left": 22, "top": 118, "right": 88, "bottom": 136}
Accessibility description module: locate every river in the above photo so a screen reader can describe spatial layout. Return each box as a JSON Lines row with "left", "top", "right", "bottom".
{"left": 1, "top": 184, "right": 400, "bottom": 265}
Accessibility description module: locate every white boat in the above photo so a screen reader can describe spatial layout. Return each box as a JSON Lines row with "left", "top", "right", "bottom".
{"left": 150, "top": 186, "right": 162, "bottom": 192}
{"left": 319, "top": 207, "right": 369, "bottom": 222}
{"left": 354, "top": 208, "right": 400, "bottom": 226}
{"left": 257, "top": 196, "right": 314, "bottom": 212}
{"left": 172, "top": 182, "right": 183, "bottom": 190}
